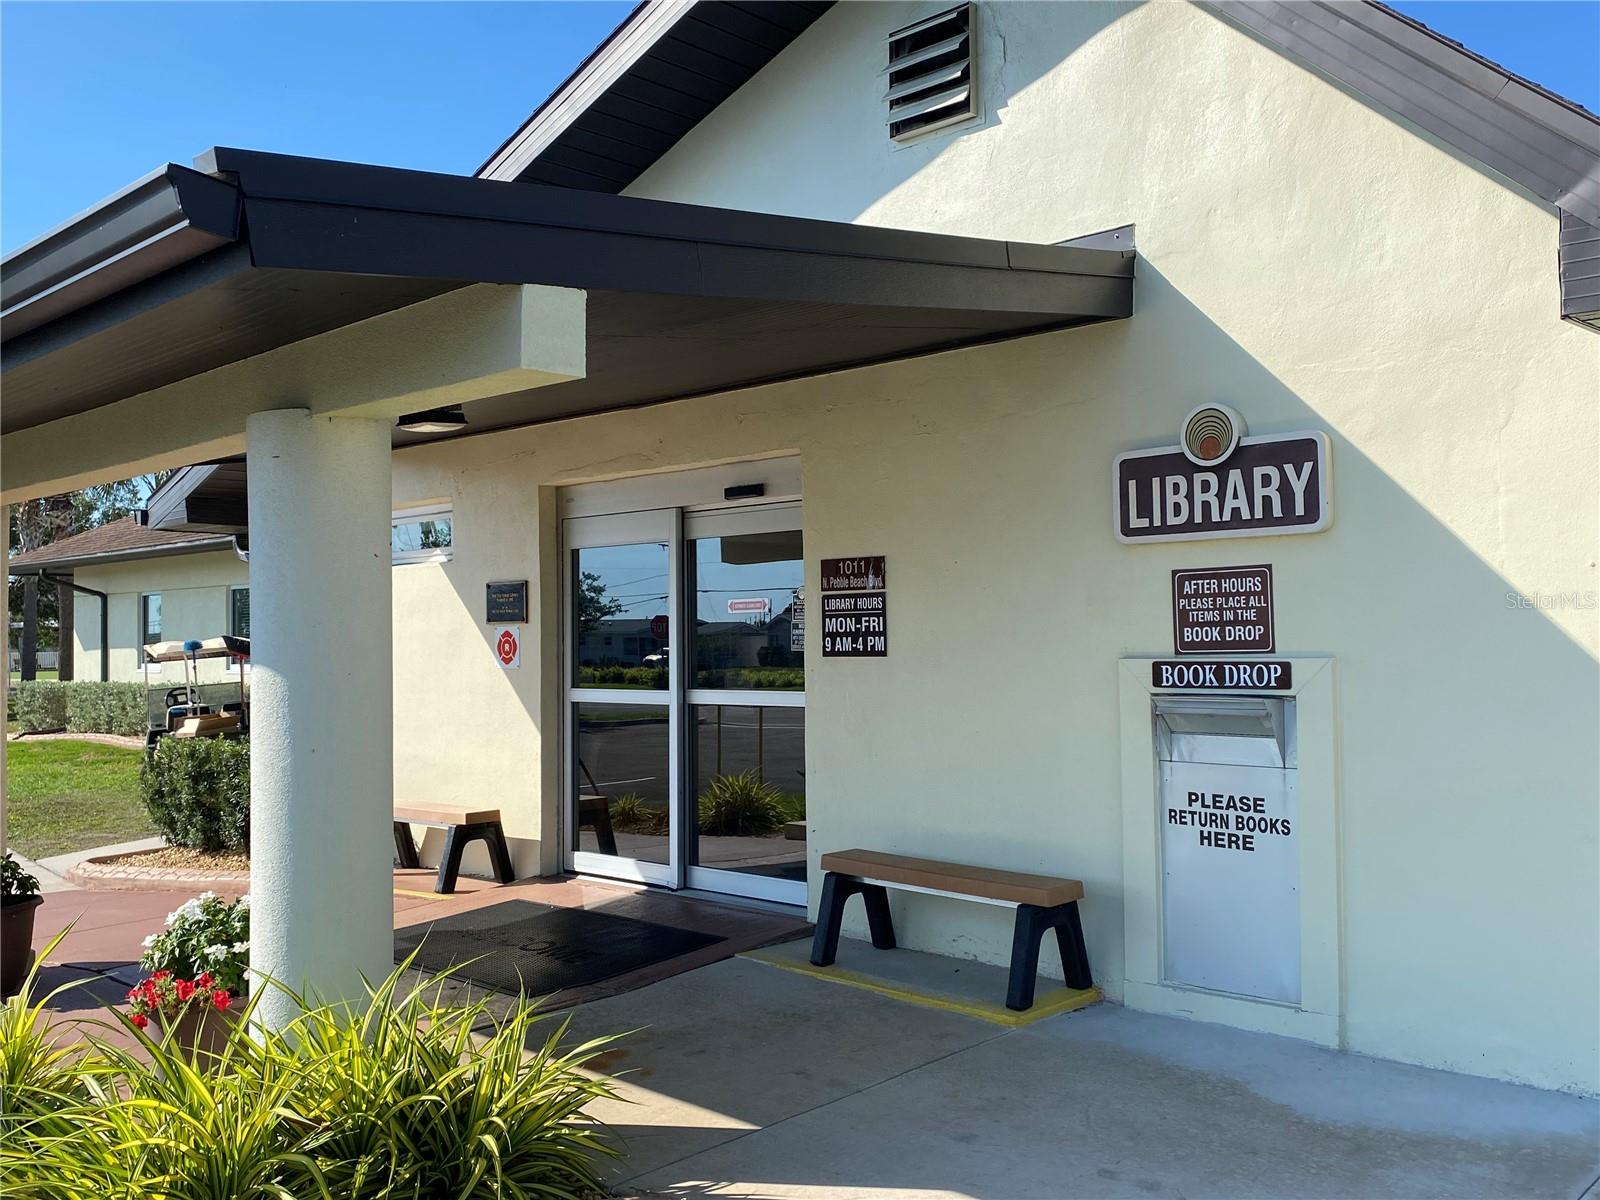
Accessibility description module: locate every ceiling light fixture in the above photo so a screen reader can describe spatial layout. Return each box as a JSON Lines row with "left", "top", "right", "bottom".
{"left": 396, "top": 405, "right": 468, "bottom": 433}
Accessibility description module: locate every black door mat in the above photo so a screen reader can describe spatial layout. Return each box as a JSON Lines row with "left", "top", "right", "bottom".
{"left": 394, "top": 900, "right": 725, "bottom": 996}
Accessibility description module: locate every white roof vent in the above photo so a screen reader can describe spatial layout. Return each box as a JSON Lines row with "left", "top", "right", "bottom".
{"left": 886, "top": 4, "right": 977, "bottom": 142}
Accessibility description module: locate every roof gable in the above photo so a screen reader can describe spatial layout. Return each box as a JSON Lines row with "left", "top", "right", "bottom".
{"left": 482, "top": 0, "right": 1599, "bottom": 331}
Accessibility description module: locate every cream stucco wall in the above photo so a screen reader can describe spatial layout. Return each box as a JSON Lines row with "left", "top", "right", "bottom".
{"left": 73, "top": 550, "right": 249, "bottom": 683}
{"left": 389, "top": 0, "right": 1598, "bottom": 1093}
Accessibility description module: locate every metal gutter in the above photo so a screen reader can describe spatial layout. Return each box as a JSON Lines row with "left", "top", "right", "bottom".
{"left": 38, "top": 571, "right": 110, "bottom": 682}
{"left": 6, "top": 535, "right": 239, "bottom": 574}
{"left": 0, "top": 164, "right": 241, "bottom": 341}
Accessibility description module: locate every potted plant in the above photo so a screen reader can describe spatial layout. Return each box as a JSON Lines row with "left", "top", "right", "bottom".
{"left": 129, "top": 891, "right": 248, "bottom": 1058}
{"left": 1, "top": 852, "right": 43, "bottom": 997}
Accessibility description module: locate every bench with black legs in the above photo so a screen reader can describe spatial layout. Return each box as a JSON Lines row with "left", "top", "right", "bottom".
{"left": 811, "top": 849, "right": 1092, "bottom": 1011}
{"left": 393, "top": 804, "right": 516, "bottom": 895}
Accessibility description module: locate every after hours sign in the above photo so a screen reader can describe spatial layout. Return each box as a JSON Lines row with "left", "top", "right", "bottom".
{"left": 1172, "top": 565, "right": 1274, "bottom": 654}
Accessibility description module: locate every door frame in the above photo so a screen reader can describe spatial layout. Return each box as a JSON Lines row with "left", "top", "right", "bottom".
{"left": 559, "top": 464, "right": 806, "bottom": 906}
{"left": 562, "top": 507, "right": 682, "bottom": 888}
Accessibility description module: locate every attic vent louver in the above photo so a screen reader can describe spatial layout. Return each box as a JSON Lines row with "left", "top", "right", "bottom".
{"left": 886, "top": 4, "right": 977, "bottom": 142}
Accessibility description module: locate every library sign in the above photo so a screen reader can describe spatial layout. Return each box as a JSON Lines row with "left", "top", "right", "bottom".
{"left": 1115, "top": 405, "right": 1331, "bottom": 543}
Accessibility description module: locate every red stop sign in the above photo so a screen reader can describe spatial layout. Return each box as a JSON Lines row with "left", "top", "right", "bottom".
{"left": 650, "top": 615, "right": 669, "bottom": 640}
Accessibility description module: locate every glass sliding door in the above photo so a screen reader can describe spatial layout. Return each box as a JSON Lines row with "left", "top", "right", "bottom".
{"left": 565, "top": 510, "right": 679, "bottom": 887}
{"left": 563, "top": 498, "right": 805, "bottom": 906}
{"left": 684, "top": 505, "right": 806, "bottom": 905}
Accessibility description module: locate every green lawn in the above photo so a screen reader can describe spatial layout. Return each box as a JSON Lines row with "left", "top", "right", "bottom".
{"left": 5, "top": 739, "right": 154, "bottom": 859}
{"left": 8, "top": 670, "right": 59, "bottom": 683}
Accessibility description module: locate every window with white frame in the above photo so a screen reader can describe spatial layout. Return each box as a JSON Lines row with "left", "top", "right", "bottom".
{"left": 392, "top": 504, "right": 453, "bottom": 564}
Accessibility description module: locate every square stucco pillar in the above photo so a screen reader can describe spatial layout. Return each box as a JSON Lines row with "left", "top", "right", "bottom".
{"left": 246, "top": 408, "right": 393, "bottom": 1027}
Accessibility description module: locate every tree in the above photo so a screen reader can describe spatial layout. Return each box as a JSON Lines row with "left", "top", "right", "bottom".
{"left": 576, "top": 570, "right": 625, "bottom": 636}
{"left": 7, "top": 472, "right": 174, "bottom": 676}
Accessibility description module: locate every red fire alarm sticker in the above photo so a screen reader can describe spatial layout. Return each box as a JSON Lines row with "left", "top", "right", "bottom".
{"left": 494, "top": 626, "right": 521, "bottom": 669}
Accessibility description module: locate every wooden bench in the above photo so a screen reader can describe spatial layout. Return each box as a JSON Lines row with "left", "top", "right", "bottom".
{"left": 393, "top": 804, "right": 515, "bottom": 894}
{"left": 813, "top": 849, "right": 1091, "bottom": 1011}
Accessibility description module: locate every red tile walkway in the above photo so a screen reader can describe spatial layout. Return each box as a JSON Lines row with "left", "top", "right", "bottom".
{"left": 27, "top": 869, "right": 809, "bottom": 1041}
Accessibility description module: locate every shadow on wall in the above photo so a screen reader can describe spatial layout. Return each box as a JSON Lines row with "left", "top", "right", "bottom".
{"left": 816, "top": 258, "right": 1595, "bottom": 1096}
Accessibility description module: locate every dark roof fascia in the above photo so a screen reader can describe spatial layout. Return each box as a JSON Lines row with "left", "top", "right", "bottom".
{"left": 478, "top": 0, "right": 833, "bottom": 191}
{"left": 139, "top": 462, "right": 220, "bottom": 529}
{"left": 0, "top": 164, "right": 241, "bottom": 341}
{"left": 1204, "top": 1, "right": 1600, "bottom": 224}
{"left": 7, "top": 535, "right": 238, "bottom": 575}
{"left": 188, "top": 149, "right": 1136, "bottom": 318}
{"left": 477, "top": 0, "right": 659, "bottom": 179}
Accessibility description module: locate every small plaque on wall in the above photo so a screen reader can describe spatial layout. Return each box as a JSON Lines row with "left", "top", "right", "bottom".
{"left": 485, "top": 580, "right": 528, "bottom": 624}
{"left": 820, "top": 556, "right": 887, "bottom": 657}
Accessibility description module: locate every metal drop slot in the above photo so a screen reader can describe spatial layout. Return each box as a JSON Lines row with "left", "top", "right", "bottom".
{"left": 1154, "top": 693, "right": 1300, "bottom": 1005}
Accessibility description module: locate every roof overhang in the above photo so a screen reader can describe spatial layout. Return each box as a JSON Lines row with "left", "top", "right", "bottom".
{"left": 139, "top": 461, "right": 249, "bottom": 535}
{"left": 479, "top": 1, "right": 833, "bottom": 190}
{"left": 1, "top": 147, "right": 1135, "bottom": 452}
{"left": 6, "top": 534, "right": 239, "bottom": 575}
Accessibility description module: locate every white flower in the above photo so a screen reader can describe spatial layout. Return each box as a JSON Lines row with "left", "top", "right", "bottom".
{"left": 236, "top": 895, "right": 250, "bottom": 909}
{"left": 141, "top": 933, "right": 159, "bottom": 949}
{"left": 231, "top": 941, "right": 249, "bottom": 954}
{"left": 170, "top": 898, "right": 204, "bottom": 926}
{"left": 204, "top": 943, "right": 230, "bottom": 960}
{"left": 197, "top": 891, "right": 219, "bottom": 903}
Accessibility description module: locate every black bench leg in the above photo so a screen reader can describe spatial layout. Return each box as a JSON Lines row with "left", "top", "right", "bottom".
{"left": 811, "top": 874, "right": 897, "bottom": 966}
{"left": 1007, "top": 903, "right": 1049, "bottom": 1011}
{"left": 1055, "top": 902, "right": 1093, "bottom": 991}
{"left": 393, "top": 821, "right": 421, "bottom": 869}
{"left": 482, "top": 823, "right": 516, "bottom": 884}
{"left": 861, "top": 883, "right": 897, "bottom": 950}
{"left": 435, "top": 825, "right": 468, "bottom": 895}
{"left": 811, "top": 872, "right": 849, "bottom": 966}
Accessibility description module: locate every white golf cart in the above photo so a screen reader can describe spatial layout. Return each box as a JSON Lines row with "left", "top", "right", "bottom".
{"left": 142, "top": 635, "right": 250, "bottom": 752}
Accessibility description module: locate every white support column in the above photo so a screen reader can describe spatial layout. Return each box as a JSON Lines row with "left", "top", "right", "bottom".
{"left": 246, "top": 409, "right": 393, "bottom": 1027}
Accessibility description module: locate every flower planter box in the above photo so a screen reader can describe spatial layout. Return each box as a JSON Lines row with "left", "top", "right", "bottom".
{"left": 157, "top": 1002, "right": 240, "bottom": 1065}
{"left": 1, "top": 895, "right": 43, "bottom": 998}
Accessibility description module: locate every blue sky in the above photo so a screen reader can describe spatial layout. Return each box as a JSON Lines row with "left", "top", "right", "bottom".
{"left": 3, "top": 1, "right": 1597, "bottom": 253}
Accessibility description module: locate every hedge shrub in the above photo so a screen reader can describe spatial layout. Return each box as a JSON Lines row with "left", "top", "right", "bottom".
{"left": 65, "top": 682, "right": 146, "bottom": 736}
{"left": 140, "top": 736, "right": 251, "bottom": 853}
{"left": 11, "top": 680, "right": 148, "bottom": 735}
{"left": 12, "top": 682, "right": 68, "bottom": 732}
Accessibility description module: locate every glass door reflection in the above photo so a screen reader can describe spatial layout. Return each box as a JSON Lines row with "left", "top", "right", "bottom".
{"left": 566, "top": 515, "right": 678, "bottom": 888}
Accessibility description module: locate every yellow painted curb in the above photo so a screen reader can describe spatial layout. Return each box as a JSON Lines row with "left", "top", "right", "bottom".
{"left": 393, "top": 887, "right": 454, "bottom": 902}
{"left": 739, "top": 947, "right": 1102, "bottom": 1028}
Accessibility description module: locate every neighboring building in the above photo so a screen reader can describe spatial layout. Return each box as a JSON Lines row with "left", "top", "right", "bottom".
{"left": 6, "top": 516, "right": 247, "bottom": 682}
{"left": 4, "top": 2, "right": 1596, "bottom": 1093}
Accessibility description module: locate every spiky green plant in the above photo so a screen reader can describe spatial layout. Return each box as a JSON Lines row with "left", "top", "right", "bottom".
{"left": 1, "top": 951, "right": 624, "bottom": 1200}
{"left": 0, "top": 931, "right": 105, "bottom": 1154}
{"left": 696, "top": 770, "right": 786, "bottom": 837}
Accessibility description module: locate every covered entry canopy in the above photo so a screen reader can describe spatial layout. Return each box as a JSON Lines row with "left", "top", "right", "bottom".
{"left": 3, "top": 146, "right": 1133, "bottom": 473}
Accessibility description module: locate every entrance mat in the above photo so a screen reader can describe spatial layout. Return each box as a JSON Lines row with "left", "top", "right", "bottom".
{"left": 741, "top": 940, "right": 1102, "bottom": 1029}
{"left": 395, "top": 900, "right": 725, "bottom": 996}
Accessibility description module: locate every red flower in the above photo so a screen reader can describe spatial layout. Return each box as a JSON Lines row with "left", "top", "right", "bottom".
{"left": 130, "top": 1013, "right": 149, "bottom": 1030}
{"left": 152, "top": 970, "right": 171, "bottom": 981}
{"left": 126, "top": 987, "right": 141, "bottom": 1004}
{"left": 196, "top": 972, "right": 214, "bottom": 990}
{"left": 211, "top": 989, "right": 231, "bottom": 1012}
{"left": 175, "top": 980, "right": 196, "bottom": 1002}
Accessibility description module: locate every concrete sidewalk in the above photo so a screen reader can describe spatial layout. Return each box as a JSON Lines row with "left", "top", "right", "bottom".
{"left": 563, "top": 955, "right": 1600, "bottom": 1200}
